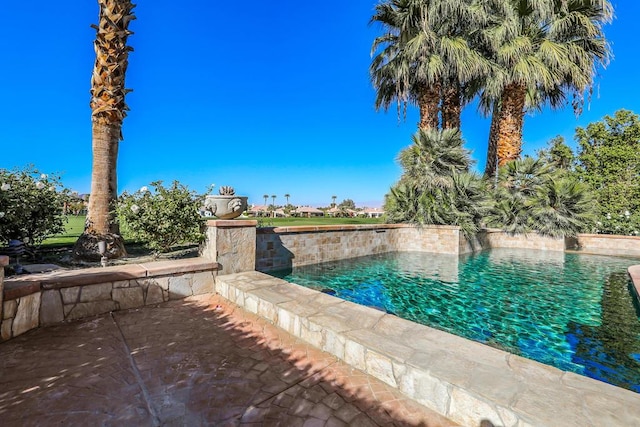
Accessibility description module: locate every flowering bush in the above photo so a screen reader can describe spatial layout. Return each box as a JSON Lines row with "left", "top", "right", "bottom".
{"left": 0, "top": 166, "right": 69, "bottom": 246}
{"left": 116, "top": 181, "right": 206, "bottom": 255}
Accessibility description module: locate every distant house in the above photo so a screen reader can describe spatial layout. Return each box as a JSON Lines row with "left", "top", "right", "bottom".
{"left": 247, "top": 205, "right": 269, "bottom": 217}
{"left": 294, "top": 206, "right": 325, "bottom": 218}
{"left": 361, "top": 207, "right": 384, "bottom": 218}
{"left": 327, "top": 207, "right": 355, "bottom": 217}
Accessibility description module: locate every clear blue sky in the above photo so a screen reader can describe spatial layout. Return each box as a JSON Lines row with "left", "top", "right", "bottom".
{"left": 1, "top": 1, "right": 639, "bottom": 208}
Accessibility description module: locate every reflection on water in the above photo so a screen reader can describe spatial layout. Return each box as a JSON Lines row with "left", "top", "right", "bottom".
{"left": 272, "top": 249, "right": 640, "bottom": 392}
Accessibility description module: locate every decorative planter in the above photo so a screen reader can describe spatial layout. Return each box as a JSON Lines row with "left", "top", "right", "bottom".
{"left": 204, "top": 195, "right": 248, "bottom": 219}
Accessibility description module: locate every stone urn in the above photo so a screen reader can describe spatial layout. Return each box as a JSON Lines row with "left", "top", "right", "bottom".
{"left": 204, "top": 186, "right": 248, "bottom": 220}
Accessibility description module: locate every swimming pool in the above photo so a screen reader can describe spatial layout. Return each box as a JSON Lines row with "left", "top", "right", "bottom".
{"left": 271, "top": 249, "right": 640, "bottom": 392}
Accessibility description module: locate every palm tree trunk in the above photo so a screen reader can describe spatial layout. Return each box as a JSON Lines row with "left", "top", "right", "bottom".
{"left": 73, "top": 123, "right": 127, "bottom": 260}
{"left": 484, "top": 101, "right": 501, "bottom": 179}
{"left": 495, "top": 83, "right": 527, "bottom": 167}
{"left": 417, "top": 83, "right": 440, "bottom": 130}
{"left": 73, "top": 0, "right": 134, "bottom": 261}
{"left": 441, "top": 83, "right": 461, "bottom": 130}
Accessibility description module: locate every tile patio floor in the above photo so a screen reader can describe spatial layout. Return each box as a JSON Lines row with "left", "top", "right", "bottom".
{"left": 0, "top": 294, "right": 458, "bottom": 426}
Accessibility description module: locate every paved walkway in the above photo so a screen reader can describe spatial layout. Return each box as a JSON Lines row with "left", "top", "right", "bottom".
{"left": 0, "top": 294, "right": 458, "bottom": 426}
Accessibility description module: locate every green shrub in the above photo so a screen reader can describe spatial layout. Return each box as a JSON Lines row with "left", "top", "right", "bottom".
{"left": 116, "top": 181, "right": 205, "bottom": 255}
{"left": 0, "top": 166, "right": 68, "bottom": 247}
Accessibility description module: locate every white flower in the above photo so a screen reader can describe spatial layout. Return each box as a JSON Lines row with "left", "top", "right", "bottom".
{"left": 606, "top": 213, "right": 611, "bottom": 219}
{"left": 49, "top": 186, "right": 55, "bottom": 191}
{"left": 40, "top": 173, "right": 48, "bottom": 179}
{"left": 0, "top": 212, "right": 4, "bottom": 218}
{"left": 625, "top": 210, "right": 630, "bottom": 217}
{"left": 35, "top": 181, "right": 45, "bottom": 190}
{"left": 157, "top": 195, "right": 164, "bottom": 201}
{"left": 0, "top": 183, "right": 10, "bottom": 191}
{"left": 130, "top": 204, "right": 140, "bottom": 214}
{"left": 139, "top": 186, "right": 149, "bottom": 193}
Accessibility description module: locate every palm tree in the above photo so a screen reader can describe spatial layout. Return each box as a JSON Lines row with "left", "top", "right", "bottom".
{"left": 385, "top": 128, "right": 490, "bottom": 238}
{"left": 481, "top": 0, "right": 612, "bottom": 177}
{"left": 331, "top": 195, "right": 337, "bottom": 207}
{"left": 284, "top": 193, "right": 290, "bottom": 205}
{"left": 370, "top": 0, "right": 489, "bottom": 131}
{"left": 487, "top": 157, "right": 594, "bottom": 237}
{"left": 397, "top": 128, "right": 471, "bottom": 190}
{"left": 73, "top": 0, "right": 135, "bottom": 260}
{"left": 263, "top": 194, "right": 268, "bottom": 206}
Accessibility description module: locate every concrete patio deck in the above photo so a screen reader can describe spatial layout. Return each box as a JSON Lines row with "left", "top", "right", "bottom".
{"left": 0, "top": 293, "right": 457, "bottom": 427}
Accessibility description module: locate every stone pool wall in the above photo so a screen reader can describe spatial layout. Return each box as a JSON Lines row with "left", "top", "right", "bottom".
{"left": 569, "top": 233, "right": 640, "bottom": 257}
{"left": 253, "top": 224, "right": 572, "bottom": 272}
{"left": 255, "top": 224, "right": 463, "bottom": 272}
{"left": 1, "top": 258, "right": 217, "bottom": 342}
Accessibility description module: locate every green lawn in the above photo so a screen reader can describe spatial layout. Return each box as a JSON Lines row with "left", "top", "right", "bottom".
{"left": 42, "top": 215, "right": 384, "bottom": 248}
{"left": 42, "top": 215, "right": 86, "bottom": 246}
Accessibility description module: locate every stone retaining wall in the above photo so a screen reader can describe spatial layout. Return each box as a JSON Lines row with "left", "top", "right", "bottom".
{"left": 570, "top": 233, "right": 640, "bottom": 257}
{"left": 254, "top": 224, "right": 569, "bottom": 272}
{"left": 1, "top": 258, "right": 217, "bottom": 342}
{"left": 255, "top": 224, "right": 463, "bottom": 272}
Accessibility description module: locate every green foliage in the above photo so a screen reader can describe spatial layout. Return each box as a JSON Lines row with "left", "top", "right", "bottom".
{"left": 385, "top": 129, "right": 491, "bottom": 238}
{"left": 487, "top": 158, "right": 594, "bottom": 238}
{"left": 0, "top": 166, "right": 69, "bottom": 246}
{"left": 536, "top": 136, "right": 575, "bottom": 170}
{"left": 575, "top": 109, "right": 640, "bottom": 235}
{"left": 338, "top": 199, "right": 356, "bottom": 210}
{"left": 116, "top": 181, "right": 206, "bottom": 255}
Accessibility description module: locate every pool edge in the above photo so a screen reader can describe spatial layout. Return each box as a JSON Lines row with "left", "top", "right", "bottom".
{"left": 215, "top": 271, "right": 640, "bottom": 427}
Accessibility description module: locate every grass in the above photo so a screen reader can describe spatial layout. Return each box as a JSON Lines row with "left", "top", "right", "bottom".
{"left": 42, "top": 215, "right": 86, "bottom": 246}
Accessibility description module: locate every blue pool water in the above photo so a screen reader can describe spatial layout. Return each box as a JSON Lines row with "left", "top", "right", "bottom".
{"left": 271, "top": 249, "right": 640, "bottom": 392}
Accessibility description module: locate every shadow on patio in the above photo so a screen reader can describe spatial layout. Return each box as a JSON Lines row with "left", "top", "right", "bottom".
{"left": 0, "top": 294, "right": 458, "bottom": 426}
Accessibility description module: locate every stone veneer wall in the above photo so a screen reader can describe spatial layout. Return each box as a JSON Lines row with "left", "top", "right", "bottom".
{"left": 1, "top": 258, "right": 217, "bottom": 342}
{"left": 200, "top": 220, "right": 257, "bottom": 274}
{"left": 255, "top": 224, "right": 463, "bottom": 272}
{"left": 571, "top": 233, "right": 640, "bottom": 257}
{"left": 254, "top": 224, "right": 575, "bottom": 272}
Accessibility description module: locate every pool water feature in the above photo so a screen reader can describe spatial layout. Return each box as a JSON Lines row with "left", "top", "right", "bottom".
{"left": 271, "top": 249, "right": 640, "bottom": 392}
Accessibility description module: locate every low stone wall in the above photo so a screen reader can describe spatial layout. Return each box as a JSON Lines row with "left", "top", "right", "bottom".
{"left": 1, "top": 258, "right": 217, "bottom": 342}
{"left": 474, "top": 229, "right": 565, "bottom": 252}
{"left": 571, "top": 233, "right": 640, "bottom": 257}
{"left": 255, "top": 224, "right": 462, "bottom": 272}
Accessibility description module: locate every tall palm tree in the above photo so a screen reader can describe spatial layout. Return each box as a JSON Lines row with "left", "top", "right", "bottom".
{"left": 73, "top": 0, "right": 135, "bottom": 260}
{"left": 332, "top": 195, "right": 337, "bottom": 207}
{"left": 284, "top": 193, "right": 290, "bottom": 205}
{"left": 263, "top": 194, "right": 268, "bottom": 206}
{"left": 271, "top": 195, "right": 277, "bottom": 218}
{"left": 481, "top": 0, "right": 612, "bottom": 177}
{"left": 370, "top": 0, "right": 489, "bottom": 131}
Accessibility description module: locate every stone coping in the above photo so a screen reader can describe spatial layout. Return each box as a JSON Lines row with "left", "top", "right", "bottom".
{"left": 205, "top": 219, "right": 258, "bottom": 227}
{"left": 580, "top": 233, "right": 640, "bottom": 241}
{"left": 215, "top": 271, "right": 640, "bottom": 427}
{"left": 256, "top": 223, "right": 459, "bottom": 234}
{"left": 3, "top": 258, "right": 218, "bottom": 301}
